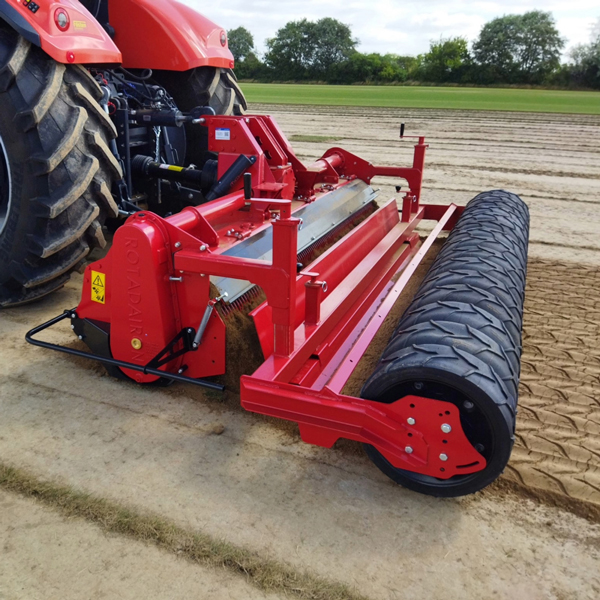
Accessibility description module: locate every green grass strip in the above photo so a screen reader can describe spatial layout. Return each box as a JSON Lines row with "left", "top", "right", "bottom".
{"left": 241, "top": 83, "right": 600, "bottom": 115}
{"left": 0, "top": 463, "right": 369, "bottom": 600}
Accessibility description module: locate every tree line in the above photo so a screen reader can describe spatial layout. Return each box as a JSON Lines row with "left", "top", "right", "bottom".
{"left": 228, "top": 12, "right": 600, "bottom": 89}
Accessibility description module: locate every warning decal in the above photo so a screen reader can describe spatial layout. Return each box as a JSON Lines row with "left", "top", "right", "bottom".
{"left": 91, "top": 270, "right": 106, "bottom": 304}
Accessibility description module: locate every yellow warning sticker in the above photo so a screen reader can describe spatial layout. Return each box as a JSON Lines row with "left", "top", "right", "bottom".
{"left": 159, "top": 164, "right": 184, "bottom": 172}
{"left": 91, "top": 270, "right": 106, "bottom": 304}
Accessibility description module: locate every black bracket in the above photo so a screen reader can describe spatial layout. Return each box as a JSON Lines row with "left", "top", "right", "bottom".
{"left": 146, "top": 328, "right": 196, "bottom": 371}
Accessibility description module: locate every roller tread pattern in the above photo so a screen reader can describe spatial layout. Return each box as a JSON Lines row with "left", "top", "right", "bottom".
{"left": 0, "top": 23, "right": 119, "bottom": 306}
{"left": 361, "top": 190, "right": 530, "bottom": 496}
{"left": 381, "top": 321, "right": 520, "bottom": 403}
{"left": 395, "top": 301, "right": 521, "bottom": 376}
{"left": 410, "top": 284, "right": 523, "bottom": 343}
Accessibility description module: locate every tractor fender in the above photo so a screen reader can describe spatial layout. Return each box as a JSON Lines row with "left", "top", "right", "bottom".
{"left": 109, "top": 0, "right": 235, "bottom": 71}
{"left": 0, "top": 0, "right": 121, "bottom": 64}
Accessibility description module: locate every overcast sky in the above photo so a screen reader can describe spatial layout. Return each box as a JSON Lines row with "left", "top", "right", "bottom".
{"left": 183, "top": 0, "right": 599, "bottom": 59}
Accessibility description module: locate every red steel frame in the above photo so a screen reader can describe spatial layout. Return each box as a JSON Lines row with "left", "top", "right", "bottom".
{"left": 76, "top": 115, "right": 485, "bottom": 480}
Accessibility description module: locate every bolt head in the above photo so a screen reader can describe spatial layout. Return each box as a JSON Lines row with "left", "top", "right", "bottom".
{"left": 405, "top": 446, "right": 414, "bottom": 455}
{"left": 71, "top": 325, "right": 75, "bottom": 330}
{"left": 407, "top": 417, "right": 416, "bottom": 426}
{"left": 174, "top": 242, "right": 181, "bottom": 249}
{"left": 439, "top": 453, "right": 449, "bottom": 462}
{"left": 441, "top": 424, "right": 452, "bottom": 434}
{"left": 200, "top": 245, "right": 207, "bottom": 252}
{"left": 78, "top": 335, "right": 83, "bottom": 340}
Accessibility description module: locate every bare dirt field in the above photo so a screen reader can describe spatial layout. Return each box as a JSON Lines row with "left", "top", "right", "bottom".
{"left": 1, "top": 106, "right": 599, "bottom": 599}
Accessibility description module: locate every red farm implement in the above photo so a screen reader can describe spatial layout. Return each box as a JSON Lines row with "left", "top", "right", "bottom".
{"left": 27, "top": 114, "right": 529, "bottom": 497}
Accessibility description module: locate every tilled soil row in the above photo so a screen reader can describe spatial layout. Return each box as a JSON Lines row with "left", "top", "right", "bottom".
{"left": 507, "top": 259, "right": 600, "bottom": 504}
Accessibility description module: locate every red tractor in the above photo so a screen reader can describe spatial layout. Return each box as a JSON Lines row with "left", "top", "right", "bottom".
{"left": 3, "top": 0, "right": 530, "bottom": 497}
{"left": 0, "top": 0, "right": 245, "bottom": 306}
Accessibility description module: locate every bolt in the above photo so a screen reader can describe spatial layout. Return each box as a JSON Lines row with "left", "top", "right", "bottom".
{"left": 174, "top": 242, "right": 181, "bottom": 249}
{"left": 187, "top": 329, "right": 193, "bottom": 334}
{"left": 463, "top": 400, "right": 475, "bottom": 411}
{"left": 178, "top": 368, "right": 184, "bottom": 374}
{"left": 441, "top": 424, "right": 452, "bottom": 434}
{"left": 407, "top": 417, "right": 416, "bottom": 426}
{"left": 71, "top": 325, "right": 75, "bottom": 330}
{"left": 414, "top": 382, "right": 424, "bottom": 391}
{"left": 440, "top": 453, "right": 449, "bottom": 462}
{"left": 405, "top": 446, "right": 414, "bottom": 454}
{"left": 71, "top": 313, "right": 77, "bottom": 319}
{"left": 200, "top": 245, "right": 207, "bottom": 251}
{"left": 78, "top": 335, "right": 83, "bottom": 340}
{"left": 188, "top": 193, "right": 194, "bottom": 200}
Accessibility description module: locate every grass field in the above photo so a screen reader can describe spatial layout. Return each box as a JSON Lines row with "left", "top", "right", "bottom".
{"left": 240, "top": 83, "right": 600, "bottom": 114}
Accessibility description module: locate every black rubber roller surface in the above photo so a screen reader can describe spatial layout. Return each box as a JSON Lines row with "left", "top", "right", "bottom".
{"left": 361, "top": 190, "right": 529, "bottom": 497}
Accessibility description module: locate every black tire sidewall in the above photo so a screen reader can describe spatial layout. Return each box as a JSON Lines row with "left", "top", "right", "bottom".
{"left": 363, "top": 366, "right": 513, "bottom": 497}
{"left": 0, "top": 94, "right": 44, "bottom": 286}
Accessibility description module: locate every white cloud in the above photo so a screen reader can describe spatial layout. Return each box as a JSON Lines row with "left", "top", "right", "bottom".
{"left": 181, "top": 0, "right": 599, "bottom": 57}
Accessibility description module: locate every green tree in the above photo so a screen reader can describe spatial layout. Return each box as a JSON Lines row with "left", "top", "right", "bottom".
{"left": 568, "top": 38, "right": 600, "bottom": 88}
{"left": 311, "top": 18, "right": 357, "bottom": 75}
{"left": 227, "top": 26, "right": 254, "bottom": 63}
{"left": 265, "top": 18, "right": 357, "bottom": 80}
{"left": 473, "top": 11, "right": 564, "bottom": 83}
{"left": 419, "top": 37, "right": 470, "bottom": 82}
{"left": 235, "top": 52, "right": 266, "bottom": 80}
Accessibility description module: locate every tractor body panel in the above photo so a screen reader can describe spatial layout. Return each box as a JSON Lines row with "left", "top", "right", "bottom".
{"left": 0, "top": 0, "right": 234, "bottom": 69}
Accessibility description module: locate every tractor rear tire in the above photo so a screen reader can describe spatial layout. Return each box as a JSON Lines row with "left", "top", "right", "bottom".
{"left": 156, "top": 66, "right": 247, "bottom": 117}
{"left": 152, "top": 67, "right": 247, "bottom": 166}
{"left": 0, "top": 24, "right": 120, "bottom": 307}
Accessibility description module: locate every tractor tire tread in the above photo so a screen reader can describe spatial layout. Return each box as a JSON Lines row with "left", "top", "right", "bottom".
{"left": 0, "top": 22, "right": 118, "bottom": 306}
